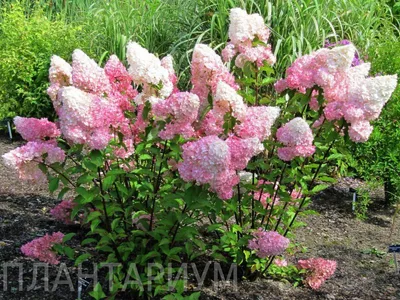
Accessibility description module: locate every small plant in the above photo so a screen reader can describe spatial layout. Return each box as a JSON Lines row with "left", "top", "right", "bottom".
{"left": 361, "top": 247, "right": 386, "bottom": 258}
{"left": 354, "top": 184, "right": 372, "bottom": 221}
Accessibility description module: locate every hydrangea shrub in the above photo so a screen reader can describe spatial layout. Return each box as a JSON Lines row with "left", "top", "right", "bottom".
{"left": 3, "top": 8, "right": 397, "bottom": 298}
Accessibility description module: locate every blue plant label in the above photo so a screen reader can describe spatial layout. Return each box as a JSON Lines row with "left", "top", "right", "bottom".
{"left": 388, "top": 245, "right": 400, "bottom": 253}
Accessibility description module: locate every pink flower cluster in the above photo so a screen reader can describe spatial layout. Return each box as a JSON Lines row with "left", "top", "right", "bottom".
{"left": 197, "top": 81, "right": 280, "bottom": 142}
{"left": 127, "top": 42, "right": 174, "bottom": 105}
{"left": 276, "top": 118, "right": 315, "bottom": 161}
{"left": 48, "top": 50, "right": 138, "bottom": 150}
{"left": 104, "top": 54, "right": 138, "bottom": 111}
{"left": 191, "top": 44, "right": 238, "bottom": 112}
{"left": 248, "top": 228, "right": 290, "bottom": 258}
{"left": 14, "top": 117, "right": 60, "bottom": 141}
{"left": 47, "top": 55, "right": 72, "bottom": 111}
{"left": 2, "top": 140, "right": 65, "bottom": 182}
{"left": 275, "top": 44, "right": 398, "bottom": 142}
{"left": 234, "top": 106, "right": 280, "bottom": 141}
{"left": 222, "top": 8, "right": 276, "bottom": 68}
{"left": 298, "top": 258, "right": 337, "bottom": 290}
{"left": 178, "top": 135, "right": 263, "bottom": 199}
{"left": 21, "top": 232, "right": 64, "bottom": 264}
{"left": 274, "top": 258, "right": 288, "bottom": 267}
{"left": 50, "top": 199, "right": 77, "bottom": 225}
{"left": 152, "top": 92, "right": 200, "bottom": 139}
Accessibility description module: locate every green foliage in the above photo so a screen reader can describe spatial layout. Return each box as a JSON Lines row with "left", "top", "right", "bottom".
{"left": 0, "top": 1, "right": 92, "bottom": 119}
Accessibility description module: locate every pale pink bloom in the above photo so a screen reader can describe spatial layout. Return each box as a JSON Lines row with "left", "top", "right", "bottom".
{"left": 178, "top": 135, "right": 263, "bottom": 199}
{"left": 14, "top": 117, "right": 60, "bottom": 141}
{"left": 323, "top": 102, "right": 344, "bottom": 121}
{"left": 47, "top": 55, "right": 72, "bottom": 111}
{"left": 290, "top": 188, "right": 303, "bottom": 200}
{"left": 274, "top": 79, "right": 288, "bottom": 94}
{"left": 284, "top": 54, "right": 316, "bottom": 93}
{"left": 57, "top": 86, "right": 123, "bottom": 149}
{"left": 235, "top": 106, "right": 280, "bottom": 141}
{"left": 298, "top": 258, "right": 337, "bottom": 290}
{"left": 161, "top": 55, "right": 179, "bottom": 94}
{"left": 223, "top": 8, "right": 275, "bottom": 68}
{"left": 198, "top": 110, "right": 224, "bottom": 136}
{"left": 191, "top": 44, "right": 238, "bottom": 112}
{"left": 312, "top": 115, "right": 325, "bottom": 128}
{"left": 152, "top": 92, "right": 200, "bottom": 139}
{"left": 113, "top": 138, "right": 135, "bottom": 159}
{"left": 50, "top": 200, "right": 77, "bottom": 225}
{"left": 276, "top": 118, "right": 315, "bottom": 161}
{"left": 178, "top": 135, "right": 238, "bottom": 199}
{"left": 274, "top": 258, "right": 288, "bottom": 267}
{"left": 21, "top": 232, "right": 64, "bottom": 264}
{"left": 221, "top": 42, "right": 237, "bottom": 62}
{"left": 234, "top": 45, "right": 276, "bottom": 68}
{"left": 104, "top": 54, "right": 138, "bottom": 111}
{"left": 126, "top": 42, "right": 172, "bottom": 99}
{"left": 348, "top": 120, "right": 373, "bottom": 143}
{"left": 275, "top": 43, "right": 397, "bottom": 144}
{"left": 248, "top": 229, "right": 290, "bottom": 258}
{"left": 213, "top": 81, "right": 247, "bottom": 121}
{"left": 2, "top": 140, "right": 65, "bottom": 182}
{"left": 71, "top": 49, "right": 111, "bottom": 95}
{"left": 347, "top": 74, "right": 398, "bottom": 121}
{"left": 277, "top": 146, "right": 316, "bottom": 162}
{"left": 228, "top": 8, "right": 270, "bottom": 45}
{"left": 226, "top": 135, "right": 264, "bottom": 170}
{"left": 309, "top": 91, "right": 320, "bottom": 111}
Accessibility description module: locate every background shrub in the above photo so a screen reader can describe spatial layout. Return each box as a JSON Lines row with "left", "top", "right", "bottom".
{"left": 0, "top": 0, "right": 93, "bottom": 120}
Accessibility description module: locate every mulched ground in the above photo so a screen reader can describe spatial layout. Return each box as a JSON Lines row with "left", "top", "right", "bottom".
{"left": 0, "top": 135, "right": 399, "bottom": 300}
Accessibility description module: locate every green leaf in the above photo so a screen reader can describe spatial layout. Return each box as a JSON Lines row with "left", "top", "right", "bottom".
{"left": 76, "top": 187, "right": 96, "bottom": 203}
{"left": 90, "top": 150, "right": 103, "bottom": 167}
{"left": 89, "top": 283, "right": 106, "bottom": 300}
{"left": 77, "top": 173, "right": 95, "bottom": 185}
{"left": 64, "top": 246, "right": 75, "bottom": 260}
{"left": 311, "top": 184, "right": 330, "bottom": 194}
{"left": 81, "top": 238, "right": 98, "bottom": 246}
{"left": 75, "top": 253, "right": 92, "bottom": 266}
{"left": 62, "top": 233, "right": 76, "bottom": 243}
{"left": 207, "top": 224, "right": 222, "bottom": 232}
{"left": 57, "top": 187, "right": 70, "bottom": 200}
{"left": 49, "top": 177, "right": 59, "bottom": 193}
{"left": 87, "top": 211, "right": 102, "bottom": 222}
{"left": 102, "top": 175, "right": 116, "bottom": 190}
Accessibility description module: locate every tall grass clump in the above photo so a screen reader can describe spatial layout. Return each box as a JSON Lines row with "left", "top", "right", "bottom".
{"left": 198, "top": 0, "right": 399, "bottom": 76}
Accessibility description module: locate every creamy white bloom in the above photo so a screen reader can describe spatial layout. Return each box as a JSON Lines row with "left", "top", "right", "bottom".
{"left": 213, "top": 81, "right": 247, "bottom": 121}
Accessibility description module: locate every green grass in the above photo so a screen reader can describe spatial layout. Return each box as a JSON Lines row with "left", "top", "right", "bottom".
{"left": 2, "top": 0, "right": 399, "bottom": 80}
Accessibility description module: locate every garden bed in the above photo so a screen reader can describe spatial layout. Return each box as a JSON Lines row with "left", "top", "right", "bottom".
{"left": 0, "top": 135, "right": 399, "bottom": 300}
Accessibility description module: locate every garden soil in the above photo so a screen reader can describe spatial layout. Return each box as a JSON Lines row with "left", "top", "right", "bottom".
{"left": 0, "top": 136, "right": 399, "bottom": 300}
